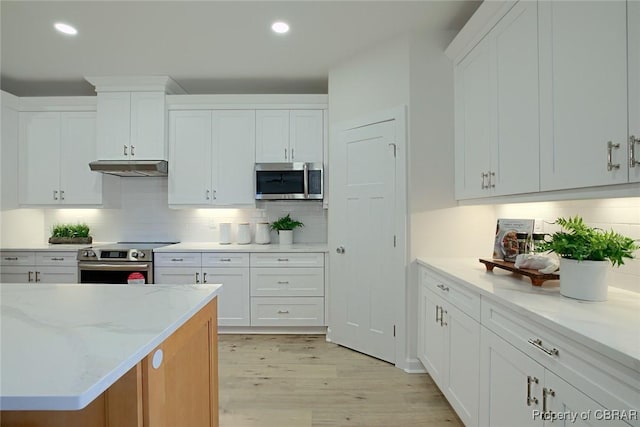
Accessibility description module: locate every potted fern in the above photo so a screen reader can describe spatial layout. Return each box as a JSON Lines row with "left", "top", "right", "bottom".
{"left": 537, "top": 216, "right": 638, "bottom": 301}
{"left": 49, "top": 223, "right": 92, "bottom": 244}
{"left": 270, "top": 214, "right": 304, "bottom": 245}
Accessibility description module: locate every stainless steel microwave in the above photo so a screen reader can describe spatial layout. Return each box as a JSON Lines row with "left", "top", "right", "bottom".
{"left": 255, "top": 163, "right": 323, "bottom": 200}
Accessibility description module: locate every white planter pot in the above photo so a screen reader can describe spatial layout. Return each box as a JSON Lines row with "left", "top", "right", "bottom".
{"left": 278, "top": 230, "right": 293, "bottom": 245}
{"left": 559, "top": 258, "right": 609, "bottom": 301}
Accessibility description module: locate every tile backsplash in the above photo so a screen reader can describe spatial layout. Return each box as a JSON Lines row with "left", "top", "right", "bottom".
{"left": 494, "top": 198, "right": 640, "bottom": 293}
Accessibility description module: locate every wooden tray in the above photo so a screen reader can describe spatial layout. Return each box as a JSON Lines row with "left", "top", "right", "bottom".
{"left": 479, "top": 258, "right": 559, "bottom": 286}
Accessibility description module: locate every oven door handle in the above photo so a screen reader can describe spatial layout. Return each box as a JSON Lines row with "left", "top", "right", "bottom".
{"left": 78, "top": 263, "right": 150, "bottom": 271}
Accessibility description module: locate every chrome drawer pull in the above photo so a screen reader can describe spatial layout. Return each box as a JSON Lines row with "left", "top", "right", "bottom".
{"left": 195, "top": 272, "right": 200, "bottom": 284}
{"left": 203, "top": 272, "right": 207, "bottom": 283}
{"left": 277, "top": 310, "right": 290, "bottom": 314}
{"left": 50, "top": 257, "right": 65, "bottom": 261}
{"left": 528, "top": 338, "right": 559, "bottom": 356}
{"left": 277, "top": 258, "right": 289, "bottom": 262}
{"left": 527, "top": 376, "right": 539, "bottom": 406}
{"left": 607, "top": 141, "right": 621, "bottom": 171}
{"left": 220, "top": 258, "right": 232, "bottom": 262}
{"left": 436, "top": 284, "right": 450, "bottom": 292}
{"left": 4, "top": 257, "right": 18, "bottom": 261}
{"left": 277, "top": 281, "right": 290, "bottom": 284}
{"left": 171, "top": 258, "right": 184, "bottom": 262}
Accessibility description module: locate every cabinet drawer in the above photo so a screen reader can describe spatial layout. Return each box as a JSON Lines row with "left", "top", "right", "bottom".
{"left": 0, "top": 251, "right": 35, "bottom": 266}
{"left": 251, "top": 297, "right": 324, "bottom": 326}
{"left": 35, "top": 252, "right": 77, "bottom": 266}
{"left": 250, "top": 252, "right": 324, "bottom": 268}
{"left": 482, "top": 299, "right": 640, "bottom": 425}
{"left": 251, "top": 267, "right": 324, "bottom": 297}
{"left": 154, "top": 252, "right": 202, "bottom": 267}
{"left": 420, "top": 266, "right": 480, "bottom": 321}
{"left": 202, "top": 252, "right": 249, "bottom": 267}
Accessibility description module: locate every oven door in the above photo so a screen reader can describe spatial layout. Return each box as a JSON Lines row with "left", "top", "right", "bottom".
{"left": 78, "top": 262, "right": 153, "bottom": 284}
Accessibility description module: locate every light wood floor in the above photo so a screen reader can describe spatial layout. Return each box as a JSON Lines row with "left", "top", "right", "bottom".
{"left": 218, "top": 335, "right": 463, "bottom": 427}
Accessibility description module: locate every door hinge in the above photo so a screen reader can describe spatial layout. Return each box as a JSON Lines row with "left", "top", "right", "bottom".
{"left": 393, "top": 325, "right": 396, "bottom": 337}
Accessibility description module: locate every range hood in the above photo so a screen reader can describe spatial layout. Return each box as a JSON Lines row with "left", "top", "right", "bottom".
{"left": 89, "top": 160, "right": 168, "bottom": 177}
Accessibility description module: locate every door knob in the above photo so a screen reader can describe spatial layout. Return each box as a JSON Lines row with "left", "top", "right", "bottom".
{"left": 336, "top": 246, "right": 345, "bottom": 254}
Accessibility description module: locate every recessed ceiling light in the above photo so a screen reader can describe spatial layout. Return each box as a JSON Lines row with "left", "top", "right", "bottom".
{"left": 271, "top": 21, "right": 290, "bottom": 34}
{"left": 54, "top": 22, "right": 78, "bottom": 36}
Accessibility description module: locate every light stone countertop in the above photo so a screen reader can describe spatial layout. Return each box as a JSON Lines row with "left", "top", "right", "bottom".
{"left": 0, "top": 282, "right": 222, "bottom": 411}
{"left": 416, "top": 257, "right": 640, "bottom": 373}
{"left": 154, "top": 242, "right": 329, "bottom": 253}
{"left": 0, "top": 243, "right": 113, "bottom": 252}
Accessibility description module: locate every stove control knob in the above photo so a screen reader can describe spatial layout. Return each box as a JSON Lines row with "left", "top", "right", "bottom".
{"left": 83, "top": 250, "right": 96, "bottom": 257}
{"left": 82, "top": 250, "right": 88, "bottom": 257}
{"left": 138, "top": 252, "right": 146, "bottom": 258}
{"left": 131, "top": 251, "right": 139, "bottom": 259}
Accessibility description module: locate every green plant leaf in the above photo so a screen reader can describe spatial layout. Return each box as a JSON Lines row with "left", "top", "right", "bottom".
{"left": 269, "top": 214, "right": 304, "bottom": 231}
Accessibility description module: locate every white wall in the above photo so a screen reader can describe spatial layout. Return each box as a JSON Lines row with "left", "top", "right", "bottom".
{"left": 0, "top": 178, "right": 327, "bottom": 247}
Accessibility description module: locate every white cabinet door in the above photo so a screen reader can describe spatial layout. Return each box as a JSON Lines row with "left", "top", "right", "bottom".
{"left": 629, "top": 0, "right": 640, "bottom": 183}
{"left": 289, "top": 110, "right": 323, "bottom": 163}
{"left": 539, "top": 1, "right": 628, "bottom": 190}
{"left": 168, "top": 111, "right": 212, "bottom": 205}
{"left": 544, "top": 370, "right": 629, "bottom": 427}
{"left": 36, "top": 266, "right": 77, "bottom": 284}
{"left": 0, "top": 266, "right": 32, "bottom": 283}
{"left": 130, "top": 92, "right": 166, "bottom": 160}
{"left": 18, "top": 112, "right": 61, "bottom": 205}
{"left": 454, "top": 36, "right": 492, "bottom": 199}
{"left": 418, "top": 282, "right": 447, "bottom": 389}
{"left": 60, "top": 112, "right": 101, "bottom": 205}
{"left": 154, "top": 266, "right": 200, "bottom": 284}
{"left": 96, "top": 92, "right": 130, "bottom": 160}
{"left": 203, "top": 267, "right": 250, "bottom": 326}
{"left": 480, "top": 327, "right": 544, "bottom": 427}
{"left": 211, "top": 110, "right": 255, "bottom": 206}
{"left": 445, "top": 303, "right": 480, "bottom": 427}
{"left": 491, "top": 0, "right": 539, "bottom": 196}
{"left": 255, "top": 110, "right": 289, "bottom": 162}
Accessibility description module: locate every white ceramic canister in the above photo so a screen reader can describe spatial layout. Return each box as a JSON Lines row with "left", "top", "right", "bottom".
{"left": 219, "top": 223, "right": 231, "bottom": 244}
{"left": 255, "top": 222, "right": 271, "bottom": 244}
{"left": 237, "top": 223, "right": 251, "bottom": 244}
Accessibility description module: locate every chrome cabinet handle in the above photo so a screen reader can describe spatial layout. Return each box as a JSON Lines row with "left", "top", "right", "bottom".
{"left": 220, "top": 258, "right": 232, "bottom": 262}
{"left": 441, "top": 310, "right": 447, "bottom": 326}
{"left": 489, "top": 171, "right": 495, "bottom": 188}
{"left": 195, "top": 272, "right": 200, "bottom": 284}
{"left": 28, "top": 271, "right": 33, "bottom": 282}
{"left": 303, "top": 162, "right": 309, "bottom": 199}
{"left": 481, "top": 172, "right": 488, "bottom": 189}
{"left": 277, "top": 281, "right": 290, "bottom": 285}
{"left": 123, "top": 145, "right": 128, "bottom": 156}
{"left": 277, "top": 258, "right": 289, "bottom": 262}
{"left": 35, "top": 271, "right": 40, "bottom": 282}
{"left": 542, "top": 387, "right": 555, "bottom": 414}
{"left": 284, "top": 148, "right": 288, "bottom": 160}
{"left": 528, "top": 338, "right": 559, "bottom": 356}
{"left": 213, "top": 190, "right": 217, "bottom": 200}
{"left": 291, "top": 148, "right": 294, "bottom": 160}
{"left": 277, "top": 310, "right": 290, "bottom": 314}
{"left": 206, "top": 190, "right": 210, "bottom": 200}
{"left": 435, "top": 305, "right": 441, "bottom": 324}
{"left": 60, "top": 190, "right": 65, "bottom": 200}
{"left": 130, "top": 145, "right": 135, "bottom": 156}
{"left": 4, "top": 257, "right": 18, "bottom": 261}
{"left": 630, "top": 135, "right": 640, "bottom": 168}
{"left": 607, "top": 141, "right": 621, "bottom": 171}
{"left": 527, "top": 376, "right": 539, "bottom": 406}
{"left": 203, "top": 272, "right": 207, "bottom": 283}
{"left": 53, "top": 190, "right": 58, "bottom": 200}
{"left": 436, "top": 284, "right": 450, "bottom": 292}
{"left": 171, "top": 258, "right": 184, "bottom": 262}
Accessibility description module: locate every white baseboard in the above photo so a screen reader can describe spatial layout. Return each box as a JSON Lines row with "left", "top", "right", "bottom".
{"left": 402, "top": 358, "right": 427, "bottom": 374}
{"left": 218, "top": 326, "right": 327, "bottom": 335}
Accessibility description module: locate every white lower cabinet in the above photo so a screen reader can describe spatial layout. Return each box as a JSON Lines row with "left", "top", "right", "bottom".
{"left": 0, "top": 251, "right": 77, "bottom": 283}
{"left": 418, "top": 266, "right": 480, "bottom": 426}
{"left": 154, "top": 252, "right": 250, "bottom": 326}
{"left": 249, "top": 253, "right": 325, "bottom": 327}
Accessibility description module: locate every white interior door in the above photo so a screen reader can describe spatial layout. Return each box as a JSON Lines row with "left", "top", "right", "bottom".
{"left": 329, "top": 119, "right": 397, "bottom": 363}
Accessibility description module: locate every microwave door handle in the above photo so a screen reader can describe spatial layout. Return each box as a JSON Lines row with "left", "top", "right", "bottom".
{"left": 303, "top": 163, "right": 309, "bottom": 199}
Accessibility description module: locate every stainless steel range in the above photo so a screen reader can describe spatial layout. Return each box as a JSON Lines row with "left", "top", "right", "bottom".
{"left": 77, "top": 242, "right": 176, "bottom": 284}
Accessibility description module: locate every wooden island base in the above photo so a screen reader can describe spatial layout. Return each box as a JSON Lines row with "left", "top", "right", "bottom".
{"left": 1, "top": 299, "right": 219, "bottom": 427}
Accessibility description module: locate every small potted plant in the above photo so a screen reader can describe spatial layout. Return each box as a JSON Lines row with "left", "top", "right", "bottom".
{"left": 537, "top": 216, "right": 638, "bottom": 301}
{"left": 49, "top": 223, "right": 93, "bottom": 244}
{"left": 270, "top": 214, "right": 304, "bottom": 245}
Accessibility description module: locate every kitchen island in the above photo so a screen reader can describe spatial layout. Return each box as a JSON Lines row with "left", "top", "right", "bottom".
{"left": 0, "top": 282, "right": 222, "bottom": 427}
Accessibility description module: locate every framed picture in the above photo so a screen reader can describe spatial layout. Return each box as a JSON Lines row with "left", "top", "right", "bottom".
{"left": 493, "top": 219, "right": 534, "bottom": 261}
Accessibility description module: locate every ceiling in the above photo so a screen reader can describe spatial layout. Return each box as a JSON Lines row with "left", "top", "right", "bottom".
{"left": 1, "top": 1, "right": 480, "bottom": 97}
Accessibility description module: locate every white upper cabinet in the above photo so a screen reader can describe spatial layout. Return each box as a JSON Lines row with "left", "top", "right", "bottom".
{"left": 539, "top": 1, "right": 628, "bottom": 190}
{"left": 96, "top": 91, "right": 166, "bottom": 160}
{"left": 168, "top": 110, "right": 255, "bottom": 206}
{"left": 256, "top": 109, "right": 323, "bottom": 163}
{"left": 629, "top": 1, "right": 640, "bottom": 183}
{"left": 19, "top": 111, "right": 101, "bottom": 205}
{"left": 455, "top": 1, "right": 539, "bottom": 199}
